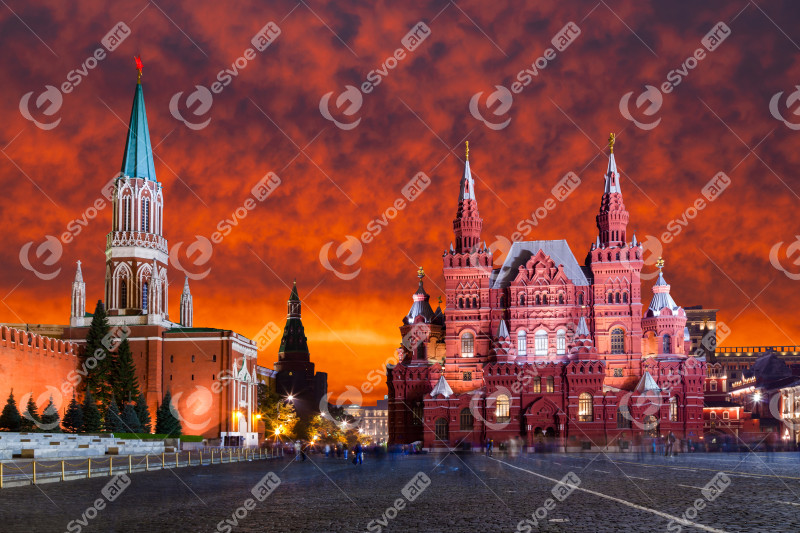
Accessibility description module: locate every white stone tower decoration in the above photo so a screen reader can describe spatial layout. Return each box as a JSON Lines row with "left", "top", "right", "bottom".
{"left": 180, "top": 276, "right": 193, "bottom": 327}
{"left": 104, "top": 59, "right": 169, "bottom": 326}
{"left": 70, "top": 261, "right": 86, "bottom": 327}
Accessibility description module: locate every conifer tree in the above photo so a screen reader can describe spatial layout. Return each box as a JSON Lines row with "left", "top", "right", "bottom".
{"left": 155, "top": 391, "right": 182, "bottom": 437}
{"left": 120, "top": 402, "right": 141, "bottom": 433}
{"left": 81, "top": 390, "right": 103, "bottom": 433}
{"left": 134, "top": 393, "right": 152, "bottom": 433}
{"left": 104, "top": 396, "right": 124, "bottom": 433}
{"left": 21, "top": 395, "right": 40, "bottom": 432}
{"left": 0, "top": 391, "right": 22, "bottom": 431}
{"left": 40, "top": 396, "right": 61, "bottom": 432}
{"left": 84, "top": 300, "right": 113, "bottom": 406}
{"left": 113, "top": 338, "right": 140, "bottom": 403}
{"left": 62, "top": 395, "right": 84, "bottom": 433}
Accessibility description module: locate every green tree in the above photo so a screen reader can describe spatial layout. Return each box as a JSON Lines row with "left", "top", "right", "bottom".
{"left": 81, "top": 390, "right": 103, "bottom": 433}
{"left": 134, "top": 393, "right": 152, "bottom": 433}
{"left": 40, "top": 396, "right": 61, "bottom": 432}
{"left": 120, "top": 402, "right": 141, "bottom": 433}
{"left": 84, "top": 300, "right": 113, "bottom": 406}
{"left": 0, "top": 391, "right": 22, "bottom": 431}
{"left": 104, "top": 396, "right": 124, "bottom": 433}
{"left": 62, "top": 395, "right": 84, "bottom": 433}
{"left": 113, "top": 338, "right": 140, "bottom": 403}
{"left": 257, "top": 388, "right": 297, "bottom": 439}
{"left": 20, "top": 395, "right": 40, "bottom": 432}
{"left": 155, "top": 391, "right": 182, "bottom": 437}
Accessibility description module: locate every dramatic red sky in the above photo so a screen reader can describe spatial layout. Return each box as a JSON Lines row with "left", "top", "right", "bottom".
{"left": 3, "top": 0, "right": 800, "bottom": 403}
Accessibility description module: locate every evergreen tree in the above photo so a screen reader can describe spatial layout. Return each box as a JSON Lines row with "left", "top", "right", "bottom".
{"left": 112, "top": 338, "right": 140, "bottom": 403}
{"left": 134, "top": 393, "right": 152, "bottom": 433}
{"left": 40, "top": 396, "right": 61, "bottom": 432}
{"left": 81, "top": 390, "right": 103, "bottom": 433}
{"left": 0, "top": 391, "right": 22, "bottom": 431}
{"left": 155, "top": 391, "right": 182, "bottom": 437}
{"left": 120, "top": 402, "right": 141, "bottom": 433}
{"left": 104, "top": 396, "right": 124, "bottom": 433}
{"left": 20, "top": 394, "right": 40, "bottom": 432}
{"left": 84, "top": 300, "right": 113, "bottom": 406}
{"left": 62, "top": 395, "right": 84, "bottom": 433}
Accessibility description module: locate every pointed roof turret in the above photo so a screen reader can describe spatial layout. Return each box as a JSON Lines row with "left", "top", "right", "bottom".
{"left": 120, "top": 57, "right": 157, "bottom": 181}
{"left": 182, "top": 276, "right": 191, "bottom": 295}
{"left": 430, "top": 375, "right": 453, "bottom": 398}
{"left": 74, "top": 260, "right": 83, "bottom": 283}
{"left": 497, "top": 319, "right": 509, "bottom": 338}
{"left": 279, "top": 281, "right": 309, "bottom": 354}
{"left": 568, "top": 316, "right": 598, "bottom": 361}
{"left": 635, "top": 371, "right": 661, "bottom": 393}
{"left": 405, "top": 267, "right": 435, "bottom": 324}
{"left": 604, "top": 151, "right": 621, "bottom": 194}
{"left": 459, "top": 141, "right": 476, "bottom": 201}
{"left": 647, "top": 258, "right": 683, "bottom": 317}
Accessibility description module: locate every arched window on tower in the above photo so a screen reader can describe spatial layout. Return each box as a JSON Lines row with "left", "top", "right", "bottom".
{"left": 517, "top": 330, "right": 527, "bottom": 356}
{"left": 461, "top": 332, "right": 474, "bottom": 358}
{"left": 615, "top": 292, "right": 621, "bottom": 304}
{"left": 535, "top": 330, "right": 548, "bottom": 356}
{"left": 142, "top": 282, "right": 149, "bottom": 311}
{"left": 495, "top": 395, "right": 510, "bottom": 422}
{"left": 459, "top": 298, "right": 464, "bottom": 309}
{"left": 578, "top": 392, "right": 593, "bottom": 422}
{"left": 556, "top": 329, "right": 566, "bottom": 355}
{"left": 465, "top": 298, "right": 471, "bottom": 309}
{"left": 142, "top": 198, "right": 150, "bottom": 232}
{"left": 622, "top": 292, "right": 628, "bottom": 304}
{"left": 535, "top": 294, "right": 541, "bottom": 305}
{"left": 542, "top": 294, "right": 548, "bottom": 305}
{"left": 578, "top": 293, "right": 584, "bottom": 305}
{"left": 123, "top": 196, "right": 131, "bottom": 231}
{"left": 610, "top": 328, "right": 624, "bottom": 354}
{"left": 607, "top": 293, "right": 613, "bottom": 304}
{"left": 120, "top": 282, "right": 127, "bottom": 309}
{"left": 519, "top": 293, "right": 526, "bottom": 306}
{"left": 472, "top": 297, "right": 478, "bottom": 309}
{"left": 558, "top": 293, "right": 564, "bottom": 304}
{"left": 663, "top": 334, "right": 672, "bottom": 354}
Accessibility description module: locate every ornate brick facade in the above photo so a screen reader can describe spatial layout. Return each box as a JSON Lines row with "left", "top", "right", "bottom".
{"left": 387, "top": 140, "right": 705, "bottom": 451}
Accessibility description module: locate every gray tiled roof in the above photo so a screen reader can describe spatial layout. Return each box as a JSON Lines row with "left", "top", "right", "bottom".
{"left": 491, "top": 240, "right": 589, "bottom": 288}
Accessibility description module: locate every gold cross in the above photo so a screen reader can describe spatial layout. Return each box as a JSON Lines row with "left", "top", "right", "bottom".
{"left": 465, "top": 141, "right": 469, "bottom": 160}
{"left": 656, "top": 257, "right": 665, "bottom": 269}
{"left": 608, "top": 133, "right": 615, "bottom": 154}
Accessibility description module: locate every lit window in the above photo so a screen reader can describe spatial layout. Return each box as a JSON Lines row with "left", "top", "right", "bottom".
{"left": 617, "top": 405, "right": 631, "bottom": 428}
{"left": 722, "top": 411, "right": 729, "bottom": 420}
{"left": 556, "top": 329, "right": 566, "bottom": 355}
{"left": 663, "top": 335, "right": 671, "bottom": 354}
{"left": 578, "top": 393, "right": 593, "bottom": 422}
{"left": 710, "top": 411, "right": 717, "bottom": 419}
{"left": 546, "top": 376, "right": 554, "bottom": 393}
{"left": 533, "top": 377, "right": 541, "bottom": 393}
{"left": 461, "top": 332, "right": 474, "bottom": 358}
{"left": 535, "top": 331, "right": 548, "bottom": 356}
{"left": 669, "top": 397, "right": 678, "bottom": 422}
{"left": 517, "top": 330, "right": 527, "bottom": 355}
{"left": 496, "top": 395, "right": 510, "bottom": 422}
{"left": 710, "top": 381, "right": 717, "bottom": 392}
{"left": 610, "top": 328, "right": 624, "bottom": 354}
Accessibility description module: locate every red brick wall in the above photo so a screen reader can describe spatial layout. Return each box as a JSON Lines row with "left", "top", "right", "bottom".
{"left": 0, "top": 326, "right": 78, "bottom": 414}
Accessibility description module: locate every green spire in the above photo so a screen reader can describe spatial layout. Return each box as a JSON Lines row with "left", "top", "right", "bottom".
{"left": 120, "top": 78, "right": 157, "bottom": 180}
{"left": 279, "top": 280, "right": 308, "bottom": 354}
{"left": 289, "top": 279, "right": 300, "bottom": 301}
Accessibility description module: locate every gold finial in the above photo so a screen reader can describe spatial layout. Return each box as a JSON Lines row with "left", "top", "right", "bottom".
{"left": 656, "top": 257, "right": 665, "bottom": 270}
{"left": 438, "top": 296, "right": 443, "bottom": 305}
{"left": 417, "top": 266, "right": 425, "bottom": 279}
{"left": 465, "top": 141, "right": 469, "bottom": 161}
{"left": 608, "top": 133, "right": 615, "bottom": 154}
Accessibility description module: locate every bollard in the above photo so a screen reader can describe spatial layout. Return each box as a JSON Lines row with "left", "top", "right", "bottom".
{"left": 62, "top": 460, "right": 65, "bottom": 482}
{"left": 110, "top": 457, "right": 113, "bottom": 476}
{"left": 162, "top": 453, "right": 165, "bottom": 469}
{"left": 175, "top": 452, "right": 179, "bottom": 468}
{"left": 200, "top": 451, "right": 203, "bottom": 466}
{"left": 1, "top": 462, "right": 3, "bottom": 488}
{"left": 146, "top": 455, "right": 149, "bottom": 472}
{"left": 33, "top": 461, "right": 36, "bottom": 484}
{"left": 188, "top": 451, "right": 191, "bottom": 467}
{"left": 129, "top": 455, "right": 132, "bottom": 474}
{"left": 88, "top": 458, "right": 91, "bottom": 479}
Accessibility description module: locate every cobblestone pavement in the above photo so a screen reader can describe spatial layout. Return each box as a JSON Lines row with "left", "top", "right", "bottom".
{"left": 2, "top": 451, "right": 800, "bottom": 532}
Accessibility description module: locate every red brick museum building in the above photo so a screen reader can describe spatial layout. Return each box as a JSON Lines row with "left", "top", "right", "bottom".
{"left": 387, "top": 140, "right": 706, "bottom": 451}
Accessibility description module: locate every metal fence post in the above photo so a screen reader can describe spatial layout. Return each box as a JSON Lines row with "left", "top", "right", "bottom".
{"left": 88, "top": 458, "right": 91, "bottom": 479}
{"left": 109, "top": 457, "right": 113, "bottom": 476}
{"left": 61, "top": 460, "right": 65, "bottom": 481}
{"left": 161, "top": 453, "right": 165, "bottom": 469}
{"left": 32, "top": 461, "right": 36, "bottom": 484}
